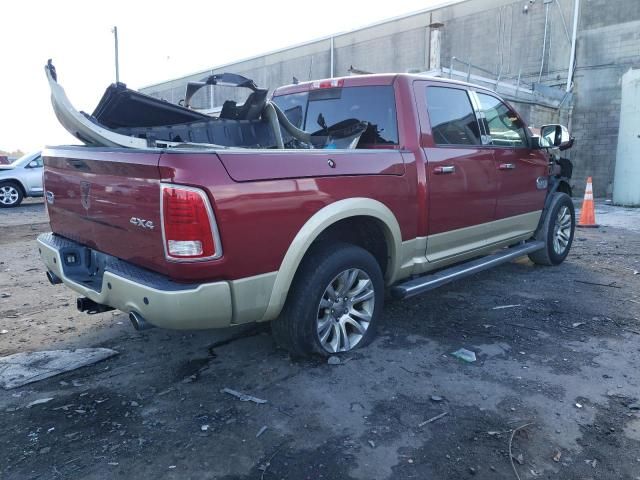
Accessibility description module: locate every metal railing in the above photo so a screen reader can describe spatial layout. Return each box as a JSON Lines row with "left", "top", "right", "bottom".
{"left": 447, "top": 56, "right": 538, "bottom": 99}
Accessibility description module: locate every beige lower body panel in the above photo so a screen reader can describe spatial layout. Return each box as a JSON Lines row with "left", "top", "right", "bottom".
{"left": 398, "top": 211, "right": 542, "bottom": 279}
{"left": 38, "top": 210, "right": 541, "bottom": 329}
{"left": 38, "top": 237, "right": 277, "bottom": 330}
{"left": 426, "top": 211, "right": 541, "bottom": 263}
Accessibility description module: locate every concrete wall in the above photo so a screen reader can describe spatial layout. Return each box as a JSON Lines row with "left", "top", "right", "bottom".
{"left": 142, "top": 0, "right": 578, "bottom": 110}
{"left": 141, "top": 0, "right": 640, "bottom": 197}
{"left": 570, "top": 0, "right": 640, "bottom": 197}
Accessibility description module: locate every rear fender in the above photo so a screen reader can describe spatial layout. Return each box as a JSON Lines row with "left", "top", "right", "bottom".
{"left": 259, "top": 198, "right": 402, "bottom": 321}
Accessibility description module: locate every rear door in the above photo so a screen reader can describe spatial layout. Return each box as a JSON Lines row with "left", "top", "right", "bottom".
{"left": 415, "top": 83, "right": 498, "bottom": 262}
{"left": 474, "top": 92, "right": 547, "bottom": 223}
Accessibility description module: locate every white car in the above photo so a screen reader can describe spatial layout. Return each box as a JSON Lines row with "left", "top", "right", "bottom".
{"left": 0, "top": 151, "right": 43, "bottom": 207}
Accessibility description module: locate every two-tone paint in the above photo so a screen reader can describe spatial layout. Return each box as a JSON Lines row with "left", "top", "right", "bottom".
{"left": 40, "top": 74, "right": 549, "bottom": 329}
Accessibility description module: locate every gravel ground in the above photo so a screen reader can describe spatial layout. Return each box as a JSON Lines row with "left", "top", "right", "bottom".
{"left": 1, "top": 199, "right": 639, "bottom": 480}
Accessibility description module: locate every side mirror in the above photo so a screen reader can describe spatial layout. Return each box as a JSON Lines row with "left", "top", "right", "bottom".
{"left": 27, "top": 160, "right": 40, "bottom": 168}
{"left": 539, "top": 124, "right": 572, "bottom": 149}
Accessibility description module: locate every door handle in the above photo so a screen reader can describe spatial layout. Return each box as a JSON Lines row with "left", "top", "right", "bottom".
{"left": 498, "top": 163, "right": 516, "bottom": 170}
{"left": 433, "top": 165, "right": 455, "bottom": 174}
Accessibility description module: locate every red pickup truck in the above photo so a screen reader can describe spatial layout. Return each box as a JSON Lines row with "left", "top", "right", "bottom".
{"left": 39, "top": 67, "right": 575, "bottom": 356}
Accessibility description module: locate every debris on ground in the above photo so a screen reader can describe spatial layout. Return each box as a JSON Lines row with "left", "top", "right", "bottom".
{"left": 201, "top": 424, "right": 210, "bottom": 432}
{"left": 492, "top": 304, "right": 521, "bottom": 310}
{"left": 451, "top": 348, "right": 476, "bottom": 363}
{"left": 256, "top": 426, "right": 268, "bottom": 438}
{"left": 418, "top": 411, "right": 448, "bottom": 427}
{"left": 368, "top": 440, "right": 376, "bottom": 448}
{"left": 26, "top": 397, "right": 54, "bottom": 408}
{"left": 327, "top": 356, "right": 341, "bottom": 365}
{"left": 430, "top": 395, "right": 444, "bottom": 402}
{"left": 0, "top": 329, "right": 8, "bottom": 334}
{"left": 0, "top": 348, "right": 119, "bottom": 389}
{"left": 508, "top": 423, "right": 533, "bottom": 479}
{"left": 628, "top": 401, "right": 640, "bottom": 410}
{"left": 221, "top": 387, "right": 267, "bottom": 404}
{"left": 574, "top": 280, "right": 621, "bottom": 289}
{"left": 576, "top": 403, "right": 583, "bottom": 408}
{"left": 259, "top": 442, "right": 288, "bottom": 480}
{"left": 553, "top": 450, "right": 562, "bottom": 462}
{"left": 572, "top": 322, "right": 586, "bottom": 328}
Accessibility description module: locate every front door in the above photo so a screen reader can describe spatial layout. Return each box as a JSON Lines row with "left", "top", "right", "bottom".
{"left": 415, "top": 83, "right": 498, "bottom": 262}
{"left": 474, "top": 93, "right": 547, "bottom": 227}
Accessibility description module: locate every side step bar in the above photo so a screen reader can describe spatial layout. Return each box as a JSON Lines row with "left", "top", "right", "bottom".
{"left": 391, "top": 241, "right": 545, "bottom": 300}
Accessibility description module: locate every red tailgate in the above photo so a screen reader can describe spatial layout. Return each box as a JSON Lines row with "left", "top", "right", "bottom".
{"left": 43, "top": 147, "right": 167, "bottom": 274}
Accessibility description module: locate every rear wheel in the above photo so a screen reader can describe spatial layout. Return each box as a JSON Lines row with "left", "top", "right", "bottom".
{"left": 528, "top": 192, "right": 575, "bottom": 266}
{"left": 0, "top": 182, "right": 23, "bottom": 208}
{"left": 272, "top": 242, "right": 384, "bottom": 357}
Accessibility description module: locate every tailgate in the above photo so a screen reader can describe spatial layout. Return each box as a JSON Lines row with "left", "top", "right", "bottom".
{"left": 43, "top": 147, "right": 167, "bottom": 274}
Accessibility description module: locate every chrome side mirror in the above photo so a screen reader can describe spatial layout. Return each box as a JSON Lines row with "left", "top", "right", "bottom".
{"left": 539, "top": 124, "right": 572, "bottom": 149}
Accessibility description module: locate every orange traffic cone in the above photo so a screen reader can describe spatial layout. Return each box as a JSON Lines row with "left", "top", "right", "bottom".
{"left": 577, "top": 177, "right": 599, "bottom": 228}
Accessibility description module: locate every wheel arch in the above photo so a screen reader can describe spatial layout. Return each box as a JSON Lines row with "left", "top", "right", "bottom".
{"left": 556, "top": 178, "right": 572, "bottom": 197}
{"left": 260, "top": 198, "right": 403, "bottom": 321}
{"left": 0, "top": 178, "right": 27, "bottom": 197}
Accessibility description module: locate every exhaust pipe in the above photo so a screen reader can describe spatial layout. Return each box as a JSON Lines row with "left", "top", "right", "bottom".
{"left": 129, "top": 311, "right": 154, "bottom": 331}
{"left": 46, "top": 271, "right": 62, "bottom": 285}
{"left": 76, "top": 297, "right": 114, "bottom": 315}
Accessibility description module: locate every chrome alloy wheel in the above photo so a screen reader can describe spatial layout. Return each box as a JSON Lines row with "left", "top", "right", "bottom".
{"left": 553, "top": 205, "right": 572, "bottom": 255}
{"left": 316, "top": 268, "right": 375, "bottom": 353}
{"left": 0, "top": 185, "right": 19, "bottom": 206}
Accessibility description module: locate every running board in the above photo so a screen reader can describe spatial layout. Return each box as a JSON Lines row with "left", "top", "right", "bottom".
{"left": 391, "top": 241, "right": 545, "bottom": 300}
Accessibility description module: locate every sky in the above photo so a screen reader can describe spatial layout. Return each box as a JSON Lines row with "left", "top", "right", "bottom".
{"left": 0, "top": 0, "right": 448, "bottom": 153}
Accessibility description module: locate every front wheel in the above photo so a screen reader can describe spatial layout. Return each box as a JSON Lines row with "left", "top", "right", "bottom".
{"left": 0, "top": 182, "right": 23, "bottom": 208}
{"left": 528, "top": 192, "right": 575, "bottom": 266}
{"left": 271, "top": 243, "right": 384, "bottom": 357}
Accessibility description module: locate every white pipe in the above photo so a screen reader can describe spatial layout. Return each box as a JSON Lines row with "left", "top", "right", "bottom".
{"left": 566, "top": 0, "right": 580, "bottom": 92}
{"left": 538, "top": 3, "right": 550, "bottom": 84}
{"left": 429, "top": 28, "right": 442, "bottom": 70}
{"left": 330, "top": 36, "right": 334, "bottom": 78}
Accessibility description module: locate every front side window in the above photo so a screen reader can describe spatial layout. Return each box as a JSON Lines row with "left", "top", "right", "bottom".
{"left": 273, "top": 85, "right": 399, "bottom": 146}
{"left": 425, "top": 87, "right": 481, "bottom": 146}
{"left": 476, "top": 94, "right": 528, "bottom": 147}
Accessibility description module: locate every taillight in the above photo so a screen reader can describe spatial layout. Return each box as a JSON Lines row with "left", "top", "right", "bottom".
{"left": 161, "top": 184, "right": 222, "bottom": 261}
{"left": 311, "top": 78, "right": 344, "bottom": 89}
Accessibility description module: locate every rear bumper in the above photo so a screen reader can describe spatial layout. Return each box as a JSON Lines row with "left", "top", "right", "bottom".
{"left": 37, "top": 233, "right": 233, "bottom": 329}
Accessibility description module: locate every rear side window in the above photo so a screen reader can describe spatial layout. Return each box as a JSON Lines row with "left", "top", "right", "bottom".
{"left": 273, "top": 92, "right": 306, "bottom": 129}
{"left": 426, "top": 87, "right": 481, "bottom": 146}
{"left": 273, "top": 86, "right": 399, "bottom": 146}
{"left": 476, "top": 93, "right": 528, "bottom": 147}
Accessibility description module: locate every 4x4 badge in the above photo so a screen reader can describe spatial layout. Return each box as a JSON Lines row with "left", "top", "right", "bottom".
{"left": 130, "top": 217, "right": 155, "bottom": 230}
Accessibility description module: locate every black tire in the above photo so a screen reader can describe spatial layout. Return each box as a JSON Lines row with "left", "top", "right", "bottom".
{"left": 272, "top": 242, "right": 384, "bottom": 357}
{"left": 528, "top": 192, "right": 575, "bottom": 266}
{"left": 0, "top": 181, "right": 24, "bottom": 208}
